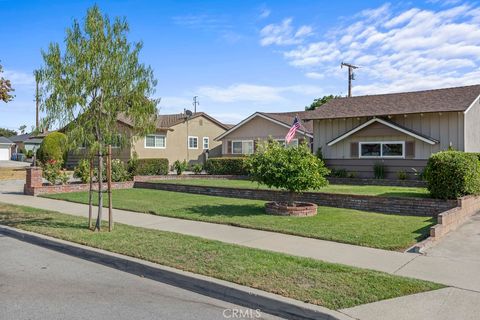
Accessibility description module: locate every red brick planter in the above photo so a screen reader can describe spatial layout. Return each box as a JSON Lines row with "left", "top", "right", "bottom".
{"left": 265, "top": 202, "right": 318, "bottom": 217}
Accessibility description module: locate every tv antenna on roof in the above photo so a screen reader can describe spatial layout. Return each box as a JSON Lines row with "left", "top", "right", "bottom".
{"left": 185, "top": 109, "right": 193, "bottom": 117}
{"left": 341, "top": 62, "right": 359, "bottom": 98}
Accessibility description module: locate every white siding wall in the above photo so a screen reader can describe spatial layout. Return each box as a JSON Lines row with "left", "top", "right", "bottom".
{"left": 464, "top": 96, "right": 480, "bottom": 152}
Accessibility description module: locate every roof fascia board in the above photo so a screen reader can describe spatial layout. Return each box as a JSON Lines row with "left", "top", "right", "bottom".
{"left": 464, "top": 94, "right": 480, "bottom": 114}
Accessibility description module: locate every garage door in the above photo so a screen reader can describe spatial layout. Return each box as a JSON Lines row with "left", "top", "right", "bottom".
{"left": 0, "top": 147, "right": 10, "bottom": 160}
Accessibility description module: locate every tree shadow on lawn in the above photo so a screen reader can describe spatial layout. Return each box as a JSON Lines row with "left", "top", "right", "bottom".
{"left": 0, "top": 214, "right": 90, "bottom": 231}
{"left": 183, "top": 204, "right": 271, "bottom": 218}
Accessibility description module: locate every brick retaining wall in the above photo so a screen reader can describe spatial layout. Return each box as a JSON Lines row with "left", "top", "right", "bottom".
{"left": 327, "top": 177, "right": 427, "bottom": 188}
{"left": 24, "top": 181, "right": 134, "bottom": 196}
{"left": 133, "top": 181, "right": 456, "bottom": 216}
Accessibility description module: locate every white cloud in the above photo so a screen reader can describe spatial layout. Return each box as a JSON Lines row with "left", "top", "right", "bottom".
{"left": 197, "top": 83, "right": 324, "bottom": 103}
{"left": 3, "top": 70, "right": 35, "bottom": 87}
{"left": 262, "top": 3, "right": 480, "bottom": 95}
{"left": 259, "top": 7, "right": 271, "bottom": 19}
{"left": 260, "top": 18, "right": 313, "bottom": 46}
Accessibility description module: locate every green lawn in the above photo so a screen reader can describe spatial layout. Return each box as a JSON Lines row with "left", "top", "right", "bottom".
{"left": 151, "top": 178, "right": 430, "bottom": 198}
{"left": 44, "top": 189, "right": 435, "bottom": 251}
{"left": 0, "top": 202, "right": 443, "bottom": 310}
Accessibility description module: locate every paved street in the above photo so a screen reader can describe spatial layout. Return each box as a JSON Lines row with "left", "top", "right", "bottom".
{"left": 0, "top": 234, "right": 280, "bottom": 320}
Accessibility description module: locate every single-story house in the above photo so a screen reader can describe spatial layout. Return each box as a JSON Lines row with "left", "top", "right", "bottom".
{"left": 67, "top": 112, "right": 231, "bottom": 168}
{"left": 0, "top": 137, "right": 14, "bottom": 160}
{"left": 215, "top": 111, "right": 313, "bottom": 156}
{"left": 304, "top": 84, "right": 480, "bottom": 178}
{"left": 9, "top": 133, "right": 44, "bottom": 154}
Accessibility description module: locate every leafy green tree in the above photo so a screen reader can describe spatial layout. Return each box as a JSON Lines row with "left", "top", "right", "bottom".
{"left": 305, "top": 95, "right": 339, "bottom": 111}
{"left": 246, "top": 141, "right": 330, "bottom": 205}
{"left": 37, "top": 132, "right": 68, "bottom": 165}
{"left": 0, "top": 128, "right": 16, "bottom": 137}
{"left": 18, "top": 125, "right": 27, "bottom": 134}
{"left": 38, "top": 5, "right": 158, "bottom": 231}
{"left": 0, "top": 63, "right": 14, "bottom": 103}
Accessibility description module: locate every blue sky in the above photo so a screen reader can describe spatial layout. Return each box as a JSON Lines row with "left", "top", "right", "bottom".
{"left": 1, "top": 0, "right": 480, "bottom": 131}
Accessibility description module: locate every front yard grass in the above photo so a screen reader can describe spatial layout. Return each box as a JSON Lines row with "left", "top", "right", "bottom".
{"left": 44, "top": 189, "right": 435, "bottom": 251}
{"left": 150, "top": 178, "right": 430, "bottom": 198}
{"left": 0, "top": 202, "right": 443, "bottom": 310}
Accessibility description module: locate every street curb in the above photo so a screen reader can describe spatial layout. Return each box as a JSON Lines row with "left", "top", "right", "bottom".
{"left": 0, "top": 225, "right": 352, "bottom": 320}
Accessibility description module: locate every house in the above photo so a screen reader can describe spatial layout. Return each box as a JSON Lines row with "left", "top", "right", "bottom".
{"left": 9, "top": 133, "right": 44, "bottom": 154}
{"left": 304, "top": 84, "right": 480, "bottom": 178}
{"left": 66, "top": 112, "right": 231, "bottom": 168}
{"left": 0, "top": 137, "right": 14, "bottom": 160}
{"left": 215, "top": 111, "right": 313, "bottom": 156}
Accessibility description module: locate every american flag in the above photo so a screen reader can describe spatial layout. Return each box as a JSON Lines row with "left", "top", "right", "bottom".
{"left": 285, "top": 116, "right": 301, "bottom": 143}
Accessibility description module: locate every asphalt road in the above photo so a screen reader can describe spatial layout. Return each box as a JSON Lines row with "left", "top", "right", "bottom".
{"left": 0, "top": 234, "right": 281, "bottom": 320}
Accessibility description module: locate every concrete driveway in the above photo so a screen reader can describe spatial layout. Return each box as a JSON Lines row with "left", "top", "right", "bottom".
{"left": 0, "top": 160, "right": 31, "bottom": 168}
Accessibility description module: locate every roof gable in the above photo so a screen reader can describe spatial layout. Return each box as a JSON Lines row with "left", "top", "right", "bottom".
{"left": 327, "top": 118, "right": 439, "bottom": 146}
{"left": 215, "top": 112, "right": 313, "bottom": 141}
{"left": 306, "top": 84, "right": 480, "bottom": 120}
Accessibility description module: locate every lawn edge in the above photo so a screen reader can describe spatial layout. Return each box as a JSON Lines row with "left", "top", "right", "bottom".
{"left": 41, "top": 194, "right": 430, "bottom": 251}
{"left": 0, "top": 224, "right": 352, "bottom": 320}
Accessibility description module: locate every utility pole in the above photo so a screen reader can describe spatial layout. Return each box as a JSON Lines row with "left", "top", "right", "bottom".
{"left": 193, "top": 96, "right": 199, "bottom": 113}
{"left": 340, "top": 62, "right": 359, "bottom": 97}
{"left": 34, "top": 70, "right": 40, "bottom": 130}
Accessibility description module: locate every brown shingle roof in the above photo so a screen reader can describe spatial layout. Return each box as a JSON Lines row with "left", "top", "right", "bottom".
{"left": 260, "top": 111, "right": 313, "bottom": 134}
{"left": 117, "top": 112, "right": 230, "bottom": 130}
{"left": 304, "top": 84, "right": 480, "bottom": 120}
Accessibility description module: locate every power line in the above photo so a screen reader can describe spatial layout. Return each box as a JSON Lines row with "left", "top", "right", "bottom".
{"left": 340, "top": 62, "right": 359, "bottom": 98}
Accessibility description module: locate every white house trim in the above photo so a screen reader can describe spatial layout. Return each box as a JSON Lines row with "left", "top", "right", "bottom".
{"left": 215, "top": 112, "right": 313, "bottom": 141}
{"left": 463, "top": 93, "right": 480, "bottom": 114}
{"left": 327, "top": 117, "right": 438, "bottom": 146}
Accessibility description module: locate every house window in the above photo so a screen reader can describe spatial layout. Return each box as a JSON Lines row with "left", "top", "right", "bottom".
{"left": 359, "top": 141, "right": 404, "bottom": 158}
{"left": 275, "top": 139, "right": 298, "bottom": 148}
{"left": 232, "top": 140, "right": 254, "bottom": 155}
{"left": 145, "top": 135, "right": 166, "bottom": 148}
{"left": 203, "top": 137, "right": 209, "bottom": 149}
{"left": 188, "top": 136, "right": 198, "bottom": 149}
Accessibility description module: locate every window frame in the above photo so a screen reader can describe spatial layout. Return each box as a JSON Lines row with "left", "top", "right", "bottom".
{"left": 188, "top": 136, "right": 199, "bottom": 149}
{"left": 231, "top": 140, "right": 254, "bottom": 155}
{"left": 203, "top": 137, "right": 209, "bottom": 150}
{"left": 144, "top": 134, "right": 166, "bottom": 149}
{"left": 359, "top": 141, "right": 405, "bottom": 159}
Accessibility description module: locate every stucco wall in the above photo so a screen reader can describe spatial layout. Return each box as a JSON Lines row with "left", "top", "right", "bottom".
{"left": 464, "top": 96, "right": 480, "bottom": 152}
{"left": 313, "top": 112, "right": 464, "bottom": 160}
{"left": 133, "top": 115, "right": 226, "bottom": 165}
{"left": 220, "top": 116, "right": 311, "bottom": 154}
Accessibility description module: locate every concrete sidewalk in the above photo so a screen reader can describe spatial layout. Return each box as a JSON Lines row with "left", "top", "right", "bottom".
{"left": 2, "top": 181, "right": 480, "bottom": 319}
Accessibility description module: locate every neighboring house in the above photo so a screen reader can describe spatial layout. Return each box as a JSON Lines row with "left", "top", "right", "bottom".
{"left": 304, "top": 84, "right": 480, "bottom": 178}
{"left": 9, "top": 133, "right": 44, "bottom": 154}
{"left": 67, "top": 112, "right": 231, "bottom": 168}
{"left": 0, "top": 137, "right": 14, "bottom": 160}
{"left": 215, "top": 111, "right": 313, "bottom": 156}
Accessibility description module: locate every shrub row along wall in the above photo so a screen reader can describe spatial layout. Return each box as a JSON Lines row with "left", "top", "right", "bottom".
{"left": 327, "top": 177, "right": 427, "bottom": 188}
{"left": 133, "top": 175, "right": 249, "bottom": 182}
{"left": 134, "top": 182, "right": 456, "bottom": 216}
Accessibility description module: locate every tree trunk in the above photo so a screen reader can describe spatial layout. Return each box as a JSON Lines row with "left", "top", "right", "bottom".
{"left": 288, "top": 191, "right": 296, "bottom": 207}
{"left": 88, "top": 157, "right": 93, "bottom": 229}
{"left": 94, "top": 146, "right": 103, "bottom": 231}
{"left": 107, "top": 145, "right": 113, "bottom": 232}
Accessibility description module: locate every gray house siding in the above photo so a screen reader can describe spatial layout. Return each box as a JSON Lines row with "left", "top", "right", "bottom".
{"left": 313, "top": 112, "right": 465, "bottom": 178}
{"left": 464, "top": 95, "right": 480, "bottom": 152}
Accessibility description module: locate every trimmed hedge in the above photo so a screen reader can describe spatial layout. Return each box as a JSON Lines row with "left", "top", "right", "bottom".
{"left": 37, "top": 132, "right": 68, "bottom": 166}
{"left": 134, "top": 158, "right": 169, "bottom": 176}
{"left": 205, "top": 157, "right": 249, "bottom": 175}
{"left": 425, "top": 151, "right": 480, "bottom": 199}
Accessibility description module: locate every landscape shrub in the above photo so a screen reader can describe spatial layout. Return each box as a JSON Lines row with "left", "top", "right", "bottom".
{"left": 330, "top": 168, "right": 348, "bottom": 178}
{"left": 373, "top": 162, "right": 386, "bottom": 179}
{"left": 246, "top": 141, "right": 330, "bottom": 204}
{"left": 42, "top": 159, "right": 62, "bottom": 185}
{"left": 135, "top": 158, "right": 169, "bottom": 176}
{"left": 127, "top": 153, "right": 139, "bottom": 176}
{"left": 192, "top": 163, "right": 203, "bottom": 174}
{"left": 95, "top": 159, "right": 130, "bottom": 182}
{"left": 73, "top": 159, "right": 91, "bottom": 183}
{"left": 397, "top": 170, "right": 407, "bottom": 180}
{"left": 37, "top": 132, "right": 68, "bottom": 166}
{"left": 173, "top": 160, "right": 188, "bottom": 175}
{"left": 425, "top": 151, "right": 480, "bottom": 199}
{"left": 58, "top": 170, "right": 69, "bottom": 185}
{"left": 204, "top": 157, "right": 249, "bottom": 175}
{"left": 26, "top": 150, "right": 34, "bottom": 158}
